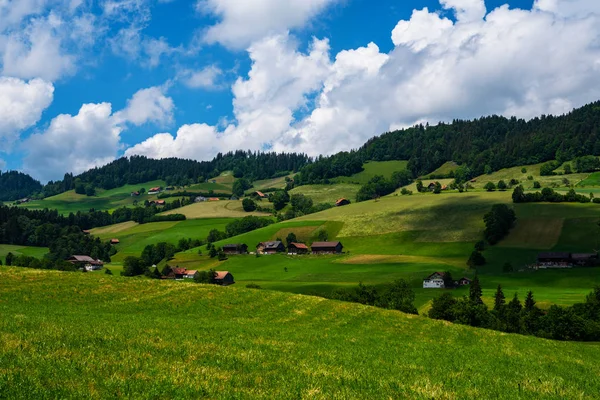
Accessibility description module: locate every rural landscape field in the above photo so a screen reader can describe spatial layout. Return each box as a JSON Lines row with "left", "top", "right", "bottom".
{"left": 4, "top": 0, "right": 600, "bottom": 397}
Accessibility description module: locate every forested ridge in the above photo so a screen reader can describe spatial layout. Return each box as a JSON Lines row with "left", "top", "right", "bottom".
{"left": 4, "top": 100, "right": 600, "bottom": 199}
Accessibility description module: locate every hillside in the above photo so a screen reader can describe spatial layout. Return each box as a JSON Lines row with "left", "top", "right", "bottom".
{"left": 1, "top": 267, "right": 599, "bottom": 399}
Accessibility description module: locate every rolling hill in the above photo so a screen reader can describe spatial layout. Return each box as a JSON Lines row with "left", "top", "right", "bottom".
{"left": 1, "top": 267, "right": 599, "bottom": 399}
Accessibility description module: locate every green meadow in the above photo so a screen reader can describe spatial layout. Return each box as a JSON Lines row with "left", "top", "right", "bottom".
{"left": 332, "top": 160, "right": 408, "bottom": 184}
{"left": 0, "top": 244, "right": 48, "bottom": 264}
{"left": 2, "top": 267, "right": 600, "bottom": 399}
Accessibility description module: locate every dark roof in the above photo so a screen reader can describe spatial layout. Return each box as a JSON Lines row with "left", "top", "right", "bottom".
{"left": 259, "top": 241, "right": 283, "bottom": 249}
{"left": 311, "top": 241, "right": 342, "bottom": 248}
{"left": 69, "top": 255, "right": 95, "bottom": 262}
{"left": 336, "top": 198, "right": 349, "bottom": 205}
{"left": 290, "top": 243, "right": 308, "bottom": 249}
{"left": 459, "top": 277, "right": 472, "bottom": 282}
{"left": 172, "top": 268, "right": 187, "bottom": 275}
{"left": 425, "top": 272, "right": 447, "bottom": 280}
{"left": 538, "top": 252, "right": 571, "bottom": 259}
{"left": 571, "top": 253, "right": 597, "bottom": 260}
{"left": 223, "top": 244, "right": 243, "bottom": 249}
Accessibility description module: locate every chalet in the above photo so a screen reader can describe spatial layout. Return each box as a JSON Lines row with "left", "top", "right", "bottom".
{"left": 336, "top": 198, "right": 350, "bottom": 207}
{"left": 214, "top": 271, "right": 235, "bottom": 286}
{"left": 110, "top": 238, "right": 120, "bottom": 245}
{"left": 288, "top": 242, "right": 309, "bottom": 255}
{"left": 423, "top": 272, "right": 447, "bottom": 289}
{"left": 427, "top": 182, "right": 437, "bottom": 191}
{"left": 148, "top": 186, "right": 162, "bottom": 195}
{"left": 171, "top": 268, "right": 187, "bottom": 280}
{"left": 223, "top": 244, "right": 249, "bottom": 255}
{"left": 537, "top": 252, "right": 572, "bottom": 268}
{"left": 441, "top": 185, "right": 449, "bottom": 191}
{"left": 155, "top": 200, "right": 166, "bottom": 206}
{"left": 68, "top": 255, "right": 104, "bottom": 271}
{"left": 16, "top": 198, "right": 31, "bottom": 204}
{"left": 131, "top": 191, "right": 140, "bottom": 197}
{"left": 256, "top": 241, "right": 285, "bottom": 254}
{"left": 456, "top": 277, "right": 472, "bottom": 286}
{"left": 195, "top": 196, "right": 207, "bottom": 202}
{"left": 165, "top": 186, "right": 174, "bottom": 191}
{"left": 184, "top": 270, "right": 199, "bottom": 279}
{"left": 311, "top": 241, "right": 343, "bottom": 254}
{"left": 252, "top": 191, "right": 268, "bottom": 199}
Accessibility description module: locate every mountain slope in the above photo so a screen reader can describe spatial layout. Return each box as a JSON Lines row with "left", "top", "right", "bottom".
{"left": 1, "top": 267, "right": 599, "bottom": 399}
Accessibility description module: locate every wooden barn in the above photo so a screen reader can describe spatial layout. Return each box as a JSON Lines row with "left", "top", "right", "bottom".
{"left": 256, "top": 241, "right": 285, "bottom": 254}
{"left": 223, "top": 244, "right": 249, "bottom": 255}
{"left": 311, "top": 241, "right": 343, "bottom": 254}
{"left": 336, "top": 198, "right": 350, "bottom": 207}
{"left": 252, "top": 191, "right": 268, "bottom": 199}
{"left": 110, "top": 238, "right": 120, "bottom": 245}
{"left": 288, "top": 242, "right": 309, "bottom": 255}
{"left": 67, "top": 255, "right": 104, "bottom": 271}
{"left": 214, "top": 271, "right": 235, "bottom": 286}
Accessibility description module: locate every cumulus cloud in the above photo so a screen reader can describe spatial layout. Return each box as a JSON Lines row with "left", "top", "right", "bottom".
{"left": 181, "top": 65, "right": 223, "bottom": 89}
{"left": 126, "top": 0, "right": 600, "bottom": 161}
{"left": 0, "top": 77, "right": 54, "bottom": 150}
{"left": 110, "top": 27, "right": 178, "bottom": 67}
{"left": 198, "top": 0, "right": 338, "bottom": 49}
{"left": 114, "top": 86, "right": 174, "bottom": 127}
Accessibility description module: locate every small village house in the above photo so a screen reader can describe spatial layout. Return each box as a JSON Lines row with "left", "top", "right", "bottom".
{"left": 184, "top": 270, "right": 199, "bottom": 279}
{"left": 214, "top": 271, "right": 235, "bottom": 286}
{"left": 256, "top": 241, "right": 285, "bottom": 254}
{"left": 131, "top": 191, "right": 140, "bottom": 197}
{"left": 537, "top": 252, "right": 573, "bottom": 269}
{"left": 223, "top": 244, "right": 249, "bottom": 255}
{"left": 208, "top": 197, "right": 220, "bottom": 201}
{"left": 110, "top": 238, "right": 120, "bottom": 245}
{"left": 288, "top": 242, "right": 309, "bottom": 255}
{"left": 427, "top": 182, "right": 437, "bottom": 191}
{"left": 67, "top": 255, "right": 104, "bottom": 271}
{"left": 423, "top": 272, "right": 447, "bottom": 289}
{"left": 311, "top": 241, "right": 343, "bottom": 254}
{"left": 148, "top": 186, "right": 162, "bottom": 195}
{"left": 195, "top": 196, "right": 207, "bottom": 203}
{"left": 571, "top": 253, "right": 598, "bottom": 267}
{"left": 252, "top": 191, "right": 268, "bottom": 199}
{"left": 456, "top": 277, "right": 472, "bottom": 286}
{"left": 171, "top": 268, "right": 187, "bottom": 280}
{"left": 335, "top": 198, "right": 350, "bottom": 207}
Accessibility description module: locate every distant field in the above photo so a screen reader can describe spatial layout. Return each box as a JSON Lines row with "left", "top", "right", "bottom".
{"left": 333, "top": 160, "right": 408, "bottom": 184}
{"left": 0, "top": 245, "right": 48, "bottom": 262}
{"left": 250, "top": 175, "right": 291, "bottom": 192}
{"left": 422, "top": 161, "right": 458, "bottom": 177}
{"left": 578, "top": 171, "right": 600, "bottom": 186}
{"left": 161, "top": 200, "right": 270, "bottom": 219}
{"left": 289, "top": 183, "right": 360, "bottom": 204}
{"left": 3, "top": 267, "right": 600, "bottom": 399}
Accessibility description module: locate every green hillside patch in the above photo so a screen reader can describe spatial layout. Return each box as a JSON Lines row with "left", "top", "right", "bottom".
{"left": 471, "top": 163, "right": 590, "bottom": 190}
{"left": 251, "top": 175, "right": 292, "bottom": 192}
{"left": 333, "top": 160, "right": 408, "bottom": 185}
{"left": 423, "top": 161, "right": 458, "bottom": 177}
{"left": 2, "top": 267, "right": 600, "bottom": 399}
{"left": 161, "top": 200, "right": 270, "bottom": 219}
{"left": 498, "top": 218, "right": 564, "bottom": 249}
{"left": 578, "top": 171, "right": 600, "bottom": 186}
{"left": 0, "top": 245, "right": 48, "bottom": 262}
{"left": 289, "top": 183, "right": 360, "bottom": 204}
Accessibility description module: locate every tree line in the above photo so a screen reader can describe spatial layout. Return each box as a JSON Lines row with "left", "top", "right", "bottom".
{"left": 429, "top": 277, "right": 600, "bottom": 342}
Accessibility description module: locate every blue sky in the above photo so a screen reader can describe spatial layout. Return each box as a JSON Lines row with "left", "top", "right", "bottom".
{"left": 0, "top": 0, "right": 598, "bottom": 182}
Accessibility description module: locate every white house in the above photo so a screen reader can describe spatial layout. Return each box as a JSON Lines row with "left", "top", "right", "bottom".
{"left": 423, "top": 272, "right": 447, "bottom": 289}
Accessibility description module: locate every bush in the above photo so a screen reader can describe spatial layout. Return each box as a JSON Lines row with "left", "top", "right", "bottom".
{"left": 533, "top": 181, "right": 541, "bottom": 189}
{"left": 483, "top": 204, "right": 516, "bottom": 245}
{"left": 400, "top": 188, "right": 413, "bottom": 195}
{"left": 246, "top": 283, "right": 262, "bottom": 289}
{"left": 497, "top": 180, "right": 507, "bottom": 191}
{"left": 521, "top": 167, "right": 527, "bottom": 173}
{"left": 484, "top": 182, "right": 496, "bottom": 192}
{"left": 527, "top": 175, "right": 534, "bottom": 180}
{"left": 242, "top": 198, "right": 257, "bottom": 212}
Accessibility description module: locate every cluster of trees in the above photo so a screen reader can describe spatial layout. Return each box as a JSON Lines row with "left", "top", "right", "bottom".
{"left": 430, "top": 279, "right": 600, "bottom": 341}
{"left": 512, "top": 186, "right": 592, "bottom": 204}
{"left": 483, "top": 179, "right": 519, "bottom": 192}
{"left": 483, "top": 204, "right": 516, "bottom": 245}
{"left": 356, "top": 171, "right": 413, "bottom": 202}
{"left": 330, "top": 280, "right": 418, "bottom": 314}
{"left": 0, "top": 171, "right": 43, "bottom": 201}
{"left": 293, "top": 151, "right": 363, "bottom": 185}
{"left": 2, "top": 252, "right": 77, "bottom": 271}
{"left": 276, "top": 194, "right": 333, "bottom": 221}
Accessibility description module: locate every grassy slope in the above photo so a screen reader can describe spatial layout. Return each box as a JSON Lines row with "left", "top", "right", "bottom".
{"left": 289, "top": 183, "right": 360, "bottom": 204}
{"left": 422, "top": 161, "right": 459, "bottom": 177}
{"left": 0, "top": 245, "right": 48, "bottom": 263}
{"left": 1, "top": 267, "right": 599, "bottom": 400}
{"left": 333, "top": 160, "right": 408, "bottom": 184}
{"left": 161, "top": 200, "right": 271, "bottom": 219}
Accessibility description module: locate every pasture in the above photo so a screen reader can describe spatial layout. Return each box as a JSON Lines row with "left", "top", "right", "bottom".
{"left": 332, "top": 160, "right": 408, "bottom": 184}
{"left": 0, "top": 245, "right": 48, "bottom": 263}
{"left": 2, "top": 267, "right": 600, "bottom": 399}
{"left": 289, "top": 183, "right": 360, "bottom": 204}
{"left": 161, "top": 200, "right": 271, "bottom": 219}
{"left": 422, "top": 161, "right": 458, "bottom": 177}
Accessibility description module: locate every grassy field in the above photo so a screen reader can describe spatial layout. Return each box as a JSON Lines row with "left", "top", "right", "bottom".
{"left": 250, "top": 175, "right": 292, "bottom": 192}
{"left": 161, "top": 200, "right": 271, "bottom": 219}
{"left": 289, "top": 183, "right": 360, "bottom": 204}
{"left": 0, "top": 244, "right": 48, "bottom": 263}
{"left": 422, "top": 161, "right": 458, "bottom": 177}
{"left": 2, "top": 267, "right": 600, "bottom": 399}
{"left": 332, "top": 160, "right": 408, "bottom": 184}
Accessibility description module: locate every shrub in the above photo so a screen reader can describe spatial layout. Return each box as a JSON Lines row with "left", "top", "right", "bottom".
{"left": 521, "top": 167, "right": 527, "bottom": 173}
{"left": 484, "top": 182, "right": 496, "bottom": 192}
{"left": 242, "top": 198, "right": 257, "bottom": 212}
{"left": 527, "top": 175, "right": 534, "bottom": 180}
{"left": 400, "top": 188, "right": 413, "bottom": 195}
{"left": 246, "top": 283, "right": 262, "bottom": 289}
{"left": 497, "top": 180, "right": 507, "bottom": 191}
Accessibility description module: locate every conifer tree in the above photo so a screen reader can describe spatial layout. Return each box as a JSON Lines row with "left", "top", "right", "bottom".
{"left": 493, "top": 285, "right": 506, "bottom": 312}
{"left": 469, "top": 275, "right": 483, "bottom": 304}
{"left": 524, "top": 291, "right": 536, "bottom": 311}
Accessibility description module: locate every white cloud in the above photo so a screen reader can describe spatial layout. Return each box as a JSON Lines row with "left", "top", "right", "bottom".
{"left": 0, "top": 77, "right": 54, "bottom": 150}
{"left": 198, "top": 0, "right": 338, "bottom": 49}
{"left": 23, "top": 102, "right": 122, "bottom": 182}
{"left": 114, "top": 85, "right": 174, "bottom": 127}
{"left": 0, "top": 158, "right": 6, "bottom": 171}
{"left": 0, "top": 0, "right": 49, "bottom": 30}
{"left": 181, "top": 65, "right": 223, "bottom": 89}
{"left": 110, "top": 27, "right": 178, "bottom": 67}
{"left": 127, "top": 0, "right": 600, "bottom": 162}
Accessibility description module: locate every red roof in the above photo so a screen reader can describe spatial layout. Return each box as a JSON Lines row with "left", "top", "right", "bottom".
{"left": 311, "top": 241, "right": 341, "bottom": 248}
{"left": 110, "top": 238, "right": 120, "bottom": 244}
{"left": 215, "top": 271, "right": 230, "bottom": 280}
{"left": 290, "top": 242, "right": 308, "bottom": 249}
{"left": 155, "top": 200, "right": 166, "bottom": 205}
{"left": 255, "top": 191, "right": 266, "bottom": 197}
{"left": 185, "top": 270, "right": 198, "bottom": 275}
{"left": 209, "top": 197, "right": 220, "bottom": 201}
{"left": 336, "top": 198, "right": 349, "bottom": 205}
{"left": 149, "top": 187, "right": 161, "bottom": 192}
{"left": 172, "top": 268, "right": 187, "bottom": 275}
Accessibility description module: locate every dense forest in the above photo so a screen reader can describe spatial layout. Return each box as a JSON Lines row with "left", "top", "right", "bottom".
{"left": 0, "top": 171, "right": 43, "bottom": 201}
{"left": 4, "top": 100, "right": 600, "bottom": 199}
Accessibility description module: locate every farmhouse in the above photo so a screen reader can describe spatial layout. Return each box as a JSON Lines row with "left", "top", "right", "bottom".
{"left": 195, "top": 196, "right": 207, "bottom": 202}
{"left": 171, "top": 268, "right": 187, "bottom": 280}
{"left": 423, "top": 272, "right": 447, "bottom": 289}
{"left": 571, "top": 253, "right": 598, "bottom": 267}
{"left": 223, "top": 244, "right": 249, "bottom": 255}
{"left": 537, "top": 252, "right": 573, "bottom": 268}
{"left": 131, "top": 191, "right": 140, "bottom": 197}
{"left": 148, "top": 186, "right": 162, "bottom": 195}
{"left": 110, "top": 238, "right": 120, "bottom": 244}
{"left": 16, "top": 197, "right": 31, "bottom": 204}
{"left": 336, "top": 198, "right": 350, "bottom": 207}
{"left": 427, "top": 182, "right": 437, "bottom": 191}
{"left": 214, "top": 271, "right": 235, "bottom": 286}
{"left": 288, "top": 242, "right": 309, "bottom": 255}
{"left": 208, "top": 197, "right": 220, "bottom": 201}
{"left": 184, "top": 270, "right": 199, "bottom": 279}
{"left": 456, "top": 277, "right": 472, "bottom": 286}
{"left": 252, "top": 191, "right": 268, "bottom": 199}
{"left": 256, "top": 241, "right": 285, "bottom": 254}
{"left": 311, "top": 241, "right": 343, "bottom": 254}
{"left": 68, "top": 255, "right": 104, "bottom": 271}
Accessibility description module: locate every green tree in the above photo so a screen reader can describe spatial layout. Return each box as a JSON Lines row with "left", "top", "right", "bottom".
{"left": 493, "top": 285, "right": 506, "bottom": 312}
{"left": 524, "top": 291, "right": 536, "bottom": 311}
{"left": 232, "top": 178, "right": 252, "bottom": 197}
{"left": 428, "top": 292, "right": 457, "bottom": 321}
{"left": 467, "top": 251, "right": 486, "bottom": 268}
{"left": 521, "top": 167, "right": 527, "bottom": 173}
{"left": 474, "top": 240, "right": 485, "bottom": 252}
{"left": 270, "top": 191, "right": 290, "bottom": 211}
{"left": 469, "top": 276, "right": 483, "bottom": 304}
{"left": 390, "top": 170, "right": 413, "bottom": 188}
{"left": 564, "top": 164, "right": 572, "bottom": 174}
{"left": 377, "top": 279, "right": 417, "bottom": 314}
{"left": 497, "top": 180, "right": 507, "bottom": 191}
{"left": 416, "top": 180, "right": 424, "bottom": 192}
{"left": 121, "top": 256, "right": 147, "bottom": 277}
{"left": 5, "top": 252, "right": 14, "bottom": 266}
{"left": 485, "top": 165, "right": 493, "bottom": 175}
{"left": 533, "top": 181, "right": 541, "bottom": 189}
{"left": 209, "top": 246, "right": 218, "bottom": 258}
{"left": 85, "top": 184, "right": 96, "bottom": 196}
{"left": 483, "top": 204, "right": 516, "bottom": 244}
{"left": 433, "top": 182, "right": 442, "bottom": 194}
{"left": 242, "top": 198, "right": 257, "bottom": 212}
{"left": 285, "top": 232, "right": 297, "bottom": 246}
{"left": 104, "top": 268, "right": 112, "bottom": 275}
{"left": 484, "top": 182, "right": 496, "bottom": 192}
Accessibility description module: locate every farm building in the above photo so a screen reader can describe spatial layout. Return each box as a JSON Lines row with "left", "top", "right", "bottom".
{"left": 16, "top": 198, "right": 31, "bottom": 204}
{"left": 171, "top": 268, "right": 187, "bottom": 280}
{"left": 223, "top": 244, "right": 249, "bottom": 255}
{"left": 67, "top": 255, "right": 104, "bottom": 271}
{"left": 184, "top": 270, "right": 199, "bottom": 279}
{"left": 252, "top": 191, "right": 268, "bottom": 199}
{"left": 256, "top": 241, "right": 285, "bottom": 254}
{"left": 214, "top": 271, "right": 235, "bottom": 286}
{"left": 208, "top": 197, "right": 220, "bottom": 201}
{"left": 423, "top": 272, "right": 447, "bottom": 289}
{"left": 536, "top": 252, "right": 598, "bottom": 268}
{"left": 288, "top": 242, "right": 309, "bottom": 255}
{"left": 110, "top": 238, "right": 120, "bottom": 245}
{"left": 311, "top": 241, "right": 343, "bottom": 254}
{"left": 149, "top": 200, "right": 166, "bottom": 206}
{"left": 195, "top": 196, "right": 207, "bottom": 202}
{"left": 131, "top": 191, "right": 140, "bottom": 197}
{"left": 571, "top": 253, "right": 598, "bottom": 267}
{"left": 165, "top": 186, "right": 174, "bottom": 191}
{"left": 148, "top": 186, "right": 162, "bottom": 195}
{"left": 456, "top": 277, "right": 472, "bottom": 286}
{"left": 427, "top": 182, "right": 437, "bottom": 191}
{"left": 336, "top": 198, "right": 350, "bottom": 207}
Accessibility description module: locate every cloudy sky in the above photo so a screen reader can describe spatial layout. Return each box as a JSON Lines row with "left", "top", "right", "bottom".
{"left": 1, "top": 0, "right": 600, "bottom": 182}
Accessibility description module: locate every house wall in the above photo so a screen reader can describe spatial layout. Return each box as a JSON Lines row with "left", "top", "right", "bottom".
{"left": 423, "top": 279, "right": 445, "bottom": 289}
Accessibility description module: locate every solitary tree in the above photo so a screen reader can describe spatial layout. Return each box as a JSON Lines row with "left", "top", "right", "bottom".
{"left": 493, "top": 285, "right": 506, "bottom": 312}
{"left": 484, "top": 182, "right": 496, "bottom": 192}
{"left": 497, "top": 180, "right": 508, "bottom": 191}
{"left": 5, "top": 252, "right": 14, "bottom": 266}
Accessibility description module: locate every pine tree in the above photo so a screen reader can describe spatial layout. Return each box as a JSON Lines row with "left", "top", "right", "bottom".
{"left": 469, "top": 275, "right": 483, "bottom": 304}
{"left": 493, "top": 285, "right": 506, "bottom": 311}
{"left": 508, "top": 293, "right": 522, "bottom": 313}
{"left": 524, "top": 291, "right": 536, "bottom": 311}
